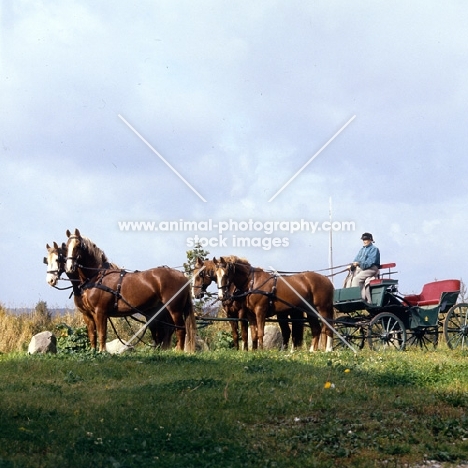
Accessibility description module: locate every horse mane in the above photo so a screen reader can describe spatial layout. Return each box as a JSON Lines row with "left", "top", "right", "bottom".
{"left": 223, "top": 255, "right": 265, "bottom": 272}
{"left": 81, "top": 236, "right": 120, "bottom": 269}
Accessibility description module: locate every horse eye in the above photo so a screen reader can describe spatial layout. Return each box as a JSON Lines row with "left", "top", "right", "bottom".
{"left": 199, "top": 271, "right": 204, "bottom": 277}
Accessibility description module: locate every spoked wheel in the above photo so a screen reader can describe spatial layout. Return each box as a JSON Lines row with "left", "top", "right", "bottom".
{"left": 443, "top": 303, "right": 468, "bottom": 350}
{"left": 367, "top": 312, "right": 406, "bottom": 351}
{"left": 333, "top": 317, "right": 366, "bottom": 351}
{"left": 405, "top": 326, "right": 438, "bottom": 350}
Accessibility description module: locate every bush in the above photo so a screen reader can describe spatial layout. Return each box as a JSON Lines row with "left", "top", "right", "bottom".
{"left": 0, "top": 304, "right": 86, "bottom": 353}
{"left": 55, "top": 323, "right": 90, "bottom": 353}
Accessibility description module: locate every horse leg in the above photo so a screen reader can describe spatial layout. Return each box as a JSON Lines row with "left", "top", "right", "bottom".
{"left": 230, "top": 320, "right": 240, "bottom": 350}
{"left": 95, "top": 309, "right": 108, "bottom": 352}
{"left": 239, "top": 305, "right": 252, "bottom": 351}
{"left": 147, "top": 310, "right": 174, "bottom": 350}
{"left": 174, "top": 323, "right": 186, "bottom": 351}
{"left": 308, "top": 318, "right": 322, "bottom": 352}
{"left": 255, "top": 309, "right": 266, "bottom": 350}
{"left": 249, "top": 322, "right": 258, "bottom": 350}
{"left": 276, "top": 312, "right": 291, "bottom": 351}
{"left": 320, "top": 306, "right": 334, "bottom": 352}
{"left": 240, "top": 321, "right": 249, "bottom": 351}
{"left": 162, "top": 323, "right": 174, "bottom": 349}
{"left": 80, "top": 308, "right": 97, "bottom": 350}
{"left": 290, "top": 311, "right": 305, "bottom": 351}
{"left": 226, "top": 305, "right": 240, "bottom": 350}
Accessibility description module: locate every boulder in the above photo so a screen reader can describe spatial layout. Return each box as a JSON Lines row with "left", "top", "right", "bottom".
{"left": 106, "top": 339, "right": 134, "bottom": 354}
{"left": 249, "top": 325, "right": 283, "bottom": 350}
{"left": 194, "top": 335, "right": 209, "bottom": 352}
{"left": 28, "top": 331, "right": 57, "bottom": 354}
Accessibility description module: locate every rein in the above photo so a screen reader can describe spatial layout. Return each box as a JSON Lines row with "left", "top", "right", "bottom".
{"left": 223, "top": 261, "right": 350, "bottom": 278}
{"left": 266, "top": 263, "right": 350, "bottom": 278}
{"left": 219, "top": 261, "right": 331, "bottom": 315}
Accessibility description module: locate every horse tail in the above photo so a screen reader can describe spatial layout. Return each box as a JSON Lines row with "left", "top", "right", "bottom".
{"left": 184, "top": 296, "right": 197, "bottom": 353}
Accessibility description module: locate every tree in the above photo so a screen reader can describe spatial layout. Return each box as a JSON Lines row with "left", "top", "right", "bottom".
{"left": 183, "top": 243, "right": 210, "bottom": 277}
{"left": 33, "top": 300, "right": 52, "bottom": 331}
{"left": 184, "top": 243, "right": 212, "bottom": 314}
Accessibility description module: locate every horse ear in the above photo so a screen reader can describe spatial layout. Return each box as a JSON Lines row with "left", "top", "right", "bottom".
{"left": 213, "top": 257, "right": 218, "bottom": 264}
{"left": 61, "top": 242, "right": 67, "bottom": 249}
{"left": 46, "top": 243, "right": 51, "bottom": 249}
{"left": 66, "top": 229, "right": 71, "bottom": 238}
{"left": 75, "top": 228, "right": 81, "bottom": 236}
{"left": 53, "top": 241, "right": 59, "bottom": 249}
{"left": 195, "top": 257, "right": 203, "bottom": 267}
{"left": 219, "top": 256, "right": 225, "bottom": 264}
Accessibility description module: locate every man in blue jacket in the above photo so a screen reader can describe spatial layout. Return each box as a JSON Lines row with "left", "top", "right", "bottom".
{"left": 345, "top": 232, "right": 380, "bottom": 302}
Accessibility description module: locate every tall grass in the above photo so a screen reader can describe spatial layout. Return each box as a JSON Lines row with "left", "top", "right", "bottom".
{"left": 0, "top": 303, "right": 85, "bottom": 353}
{"left": 0, "top": 302, "right": 241, "bottom": 353}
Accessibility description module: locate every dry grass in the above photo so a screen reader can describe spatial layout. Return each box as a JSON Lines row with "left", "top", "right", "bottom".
{"left": 0, "top": 304, "right": 85, "bottom": 353}
{"left": 0, "top": 303, "right": 178, "bottom": 353}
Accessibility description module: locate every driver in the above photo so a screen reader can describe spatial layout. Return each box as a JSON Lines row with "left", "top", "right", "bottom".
{"left": 344, "top": 232, "right": 380, "bottom": 302}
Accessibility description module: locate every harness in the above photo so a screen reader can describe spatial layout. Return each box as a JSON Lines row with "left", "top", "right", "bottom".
{"left": 81, "top": 269, "right": 127, "bottom": 310}
{"left": 225, "top": 266, "right": 307, "bottom": 316}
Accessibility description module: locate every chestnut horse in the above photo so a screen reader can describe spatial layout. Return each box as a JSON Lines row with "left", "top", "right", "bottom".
{"left": 45, "top": 242, "right": 100, "bottom": 349}
{"left": 193, "top": 257, "right": 307, "bottom": 350}
{"left": 192, "top": 258, "right": 254, "bottom": 350}
{"left": 64, "top": 228, "right": 196, "bottom": 352}
{"left": 214, "top": 256, "right": 335, "bottom": 351}
{"left": 45, "top": 242, "right": 175, "bottom": 350}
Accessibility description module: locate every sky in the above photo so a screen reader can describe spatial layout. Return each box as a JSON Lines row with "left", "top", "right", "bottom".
{"left": 1, "top": 1, "right": 468, "bottom": 308}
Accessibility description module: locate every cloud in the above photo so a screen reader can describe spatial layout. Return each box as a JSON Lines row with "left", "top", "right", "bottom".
{"left": 1, "top": 1, "right": 468, "bottom": 305}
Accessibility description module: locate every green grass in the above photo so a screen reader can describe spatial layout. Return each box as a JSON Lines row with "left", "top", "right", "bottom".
{"left": 1, "top": 348, "right": 468, "bottom": 467}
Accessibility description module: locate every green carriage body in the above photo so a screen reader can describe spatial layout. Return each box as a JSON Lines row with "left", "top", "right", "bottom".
{"left": 333, "top": 267, "right": 461, "bottom": 350}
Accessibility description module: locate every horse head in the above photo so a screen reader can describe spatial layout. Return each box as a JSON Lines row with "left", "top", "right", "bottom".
{"left": 213, "top": 256, "right": 233, "bottom": 300}
{"left": 65, "top": 228, "right": 83, "bottom": 274}
{"left": 192, "top": 258, "right": 216, "bottom": 299}
{"left": 44, "top": 242, "right": 65, "bottom": 287}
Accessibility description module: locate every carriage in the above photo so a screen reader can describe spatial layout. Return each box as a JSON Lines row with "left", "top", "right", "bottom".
{"left": 332, "top": 262, "right": 468, "bottom": 351}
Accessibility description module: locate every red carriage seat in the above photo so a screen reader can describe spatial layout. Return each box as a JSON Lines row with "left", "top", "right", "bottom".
{"left": 368, "top": 263, "right": 397, "bottom": 286}
{"left": 403, "top": 279, "right": 461, "bottom": 307}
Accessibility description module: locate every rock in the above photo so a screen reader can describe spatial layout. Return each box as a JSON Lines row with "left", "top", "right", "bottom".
{"left": 249, "top": 325, "right": 283, "bottom": 350}
{"left": 105, "top": 339, "right": 133, "bottom": 354}
{"left": 28, "top": 331, "right": 57, "bottom": 354}
{"left": 194, "top": 335, "right": 209, "bottom": 352}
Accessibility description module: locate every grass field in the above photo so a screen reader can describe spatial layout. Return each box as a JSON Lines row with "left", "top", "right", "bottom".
{"left": 1, "top": 347, "right": 468, "bottom": 468}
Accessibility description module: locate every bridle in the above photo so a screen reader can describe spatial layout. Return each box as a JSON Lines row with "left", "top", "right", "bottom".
{"left": 192, "top": 266, "right": 212, "bottom": 297}
{"left": 44, "top": 247, "right": 74, "bottom": 291}
{"left": 44, "top": 249, "right": 65, "bottom": 277}
{"left": 65, "top": 235, "right": 84, "bottom": 271}
{"left": 215, "top": 262, "right": 235, "bottom": 298}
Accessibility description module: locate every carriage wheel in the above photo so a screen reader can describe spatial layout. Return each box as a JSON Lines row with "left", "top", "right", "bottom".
{"left": 333, "top": 317, "right": 366, "bottom": 351}
{"left": 367, "top": 312, "right": 406, "bottom": 351}
{"left": 405, "top": 326, "right": 438, "bottom": 350}
{"left": 443, "top": 303, "right": 468, "bottom": 350}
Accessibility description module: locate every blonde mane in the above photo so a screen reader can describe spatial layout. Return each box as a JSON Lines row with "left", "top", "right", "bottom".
{"left": 222, "top": 255, "right": 265, "bottom": 272}
{"left": 81, "top": 236, "right": 119, "bottom": 269}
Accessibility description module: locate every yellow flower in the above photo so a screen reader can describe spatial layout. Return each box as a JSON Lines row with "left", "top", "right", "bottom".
{"left": 344, "top": 368, "right": 351, "bottom": 373}
{"left": 324, "top": 381, "right": 332, "bottom": 389}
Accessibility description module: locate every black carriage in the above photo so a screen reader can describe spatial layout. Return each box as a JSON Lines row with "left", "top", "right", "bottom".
{"left": 332, "top": 263, "right": 467, "bottom": 351}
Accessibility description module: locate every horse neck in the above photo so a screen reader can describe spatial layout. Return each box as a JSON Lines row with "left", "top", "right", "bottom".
{"left": 229, "top": 262, "right": 252, "bottom": 291}
{"left": 77, "top": 245, "right": 106, "bottom": 280}
{"left": 248, "top": 267, "right": 271, "bottom": 290}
